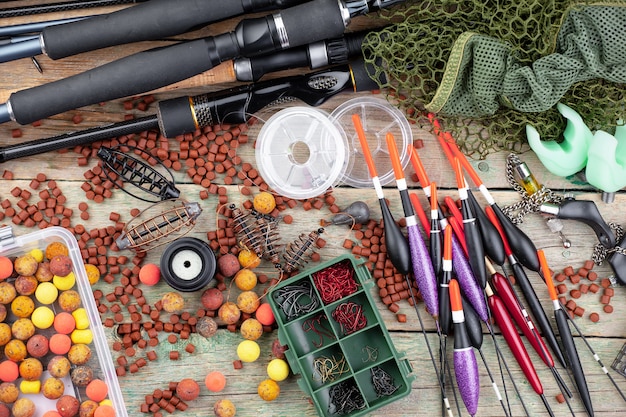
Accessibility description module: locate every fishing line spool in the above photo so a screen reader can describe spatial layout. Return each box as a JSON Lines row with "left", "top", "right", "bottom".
{"left": 253, "top": 97, "right": 412, "bottom": 199}
{"left": 160, "top": 237, "right": 216, "bottom": 292}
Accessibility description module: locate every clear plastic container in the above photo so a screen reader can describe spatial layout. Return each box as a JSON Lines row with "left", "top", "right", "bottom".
{"left": 254, "top": 98, "right": 412, "bottom": 198}
{"left": 0, "top": 226, "right": 127, "bottom": 417}
{"left": 330, "top": 97, "right": 413, "bottom": 188}
{"left": 255, "top": 107, "right": 349, "bottom": 200}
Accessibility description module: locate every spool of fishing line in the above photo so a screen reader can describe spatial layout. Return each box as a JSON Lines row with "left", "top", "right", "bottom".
{"left": 160, "top": 237, "right": 216, "bottom": 292}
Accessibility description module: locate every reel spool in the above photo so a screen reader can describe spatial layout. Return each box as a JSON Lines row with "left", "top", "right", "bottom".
{"left": 160, "top": 237, "right": 216, "bottom": 292}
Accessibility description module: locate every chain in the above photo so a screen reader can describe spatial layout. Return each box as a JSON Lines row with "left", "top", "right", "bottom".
{"left": 592, "top": 222, "right": 626, "bottom": 265}
{"left": 501, "top": 153, "right": 563, "bottom": 224}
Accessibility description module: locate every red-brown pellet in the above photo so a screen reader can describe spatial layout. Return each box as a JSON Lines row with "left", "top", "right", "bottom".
{"left": 573, "top": 306, "right": 584, "bottom": 317}
{"left": 604, "top": 305, "right": 614, "bottom": 314}
{"left": 589, "top": 283, "right": 600, "bottom": 293}
{"left": 601, "top": 278, "right": 611, "bottom": 288}
{"left": 185, "top": 344, "right": 195, "bottom": 354}
{"left": 569, "top": 274, "right": 580, "bottom": 284}
{"left": 570, "top": 289, "right": 581, "bottom": 299}
{"left": 587, "top": 271, "right": 598, "bottom": 281}
{"left": 563, "top": 266, "right": 575, "bottom": 276}
{"left": 233, "top": 360, "right": 243, "bottom": 370}
{"left": 397, "top": 314, "right": 407, "bottom": 323}
{"left": 589, "top": 312, "right": 600, "bottom": 322}
{"left": 583, "top": 260, "right": 595, "bottom": 270}
{"left": 169, "top": 351, "right": 179, "bottom": 360}
{"left": 556, "top": 394, "right": 565, "bottom": 403}
{"left": 604, "top": 287, "right": 615, "bottom": 297}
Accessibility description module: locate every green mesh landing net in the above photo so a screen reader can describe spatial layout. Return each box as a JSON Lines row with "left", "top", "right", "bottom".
{"left": 362, "top": 1, "right": 626, "bottom": 157}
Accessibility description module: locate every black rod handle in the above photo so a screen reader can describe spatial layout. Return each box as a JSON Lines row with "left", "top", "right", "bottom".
{"left": 9, "top": 36, "right": 234, "bottom": 125}
{"left": 6, "top": 0, "right": 348, "bottom": 125}
{"left": 40, "top": 0, "right": 270, "bottom": 59}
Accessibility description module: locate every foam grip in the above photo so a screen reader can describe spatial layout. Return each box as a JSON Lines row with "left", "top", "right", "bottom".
{"left": 9, "top": 37, "right": 231, "bottom": 125}
{"left": 280, "top": 0, "right": 346, "bottom": 48}
{"left": 41, "top": 0, "right": 245, "bottom": 59}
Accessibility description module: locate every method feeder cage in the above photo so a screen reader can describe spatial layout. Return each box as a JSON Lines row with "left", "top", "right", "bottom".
{"left": 97, "top": 145, "right": 180, "bottom": 203}
{"left": 116, "top": 199, "right": 202, "bottom": 253}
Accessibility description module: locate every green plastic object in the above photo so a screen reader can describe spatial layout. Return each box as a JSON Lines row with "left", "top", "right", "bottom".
{"left": 586, "top": 127, "right": 626, "bottom": 193}
{"left": 527, "top": 103, "right": 592, "bottom": 177}
{"left": 268, "top": 254, "right": 414, "bottom": 417}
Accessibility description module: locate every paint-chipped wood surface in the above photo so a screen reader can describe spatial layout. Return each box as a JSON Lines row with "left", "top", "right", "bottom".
{"left": 0, "top": 3, "right": 625, "bottom": 416}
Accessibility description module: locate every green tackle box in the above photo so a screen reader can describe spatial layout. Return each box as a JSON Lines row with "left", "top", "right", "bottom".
{"left": 268, "top": 253, "right": 414, "bottom": 417}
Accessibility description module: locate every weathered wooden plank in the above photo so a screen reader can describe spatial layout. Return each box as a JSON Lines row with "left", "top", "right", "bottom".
{"left": 0, "top": 2, "right": 624, "bottom": 416}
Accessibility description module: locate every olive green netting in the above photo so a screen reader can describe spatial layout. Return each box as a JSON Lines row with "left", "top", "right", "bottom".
{"left": 362, "top": 0, "right": 626, "bottom": 157}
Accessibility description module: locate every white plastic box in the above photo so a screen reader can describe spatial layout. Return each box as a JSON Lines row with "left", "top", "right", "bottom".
{"left": 0, "top": 226, "right": 127, "bottom": 417}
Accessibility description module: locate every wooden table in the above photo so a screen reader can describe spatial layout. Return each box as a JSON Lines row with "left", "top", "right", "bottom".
{"left": 0, "top": 3, "right": 625, "bottom": 416}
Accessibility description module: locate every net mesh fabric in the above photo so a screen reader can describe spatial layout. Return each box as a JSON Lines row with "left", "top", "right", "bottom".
{"left": 362, "top": 1, "right": 626, "bottom": 157}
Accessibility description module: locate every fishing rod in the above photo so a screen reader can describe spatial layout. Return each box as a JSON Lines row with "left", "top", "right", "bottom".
{"left": 0, "top": 29, "right": 370, "bottom": 101}
{"left": 232, "top": 29, "right": 371, "bottom": 82}
{"left": 0, "top": 0, "right": 142, "bottom": 19}
{"left": 0, "top": 0, "right": 303, "bottom": 62}
{"left": 0, "top": 0, "right": 403, "bottom": 126}
{"left": 0, "top": 16, "right": 91, "bottom": 39}
{"left": 0, "top": 57, "right": 381, "bottom": 162}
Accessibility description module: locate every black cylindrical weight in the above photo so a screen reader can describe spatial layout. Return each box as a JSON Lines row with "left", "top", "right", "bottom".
{"left": 160, "top": 237, "right": 216, "bottom": 292}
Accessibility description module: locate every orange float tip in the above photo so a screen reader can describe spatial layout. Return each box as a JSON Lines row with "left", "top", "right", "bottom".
{"left": 449, "top": 278, "right": 462, "bottom": 312}
{"left": 386, "top": 132, "right": 404, "bottom": 180}
{"left": 537, "top": 250, "right": 558, "bottom": 301}
{"left": 408, "top": 145, "right": 430, "bottom": 188}
{"left": 352, "top": 113, "right": 378, "bottom": 178}
{"left": 430, "top": 182, "right": 438, "bottom": 211}
{"left": 454, "top": 157, "right": 466, "bottom": 189}
{"left": 446, "top": 135, "right": 483, "bottom": 188}
{"left": 410, "top": 192, "right": 431, "bottom": 234}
